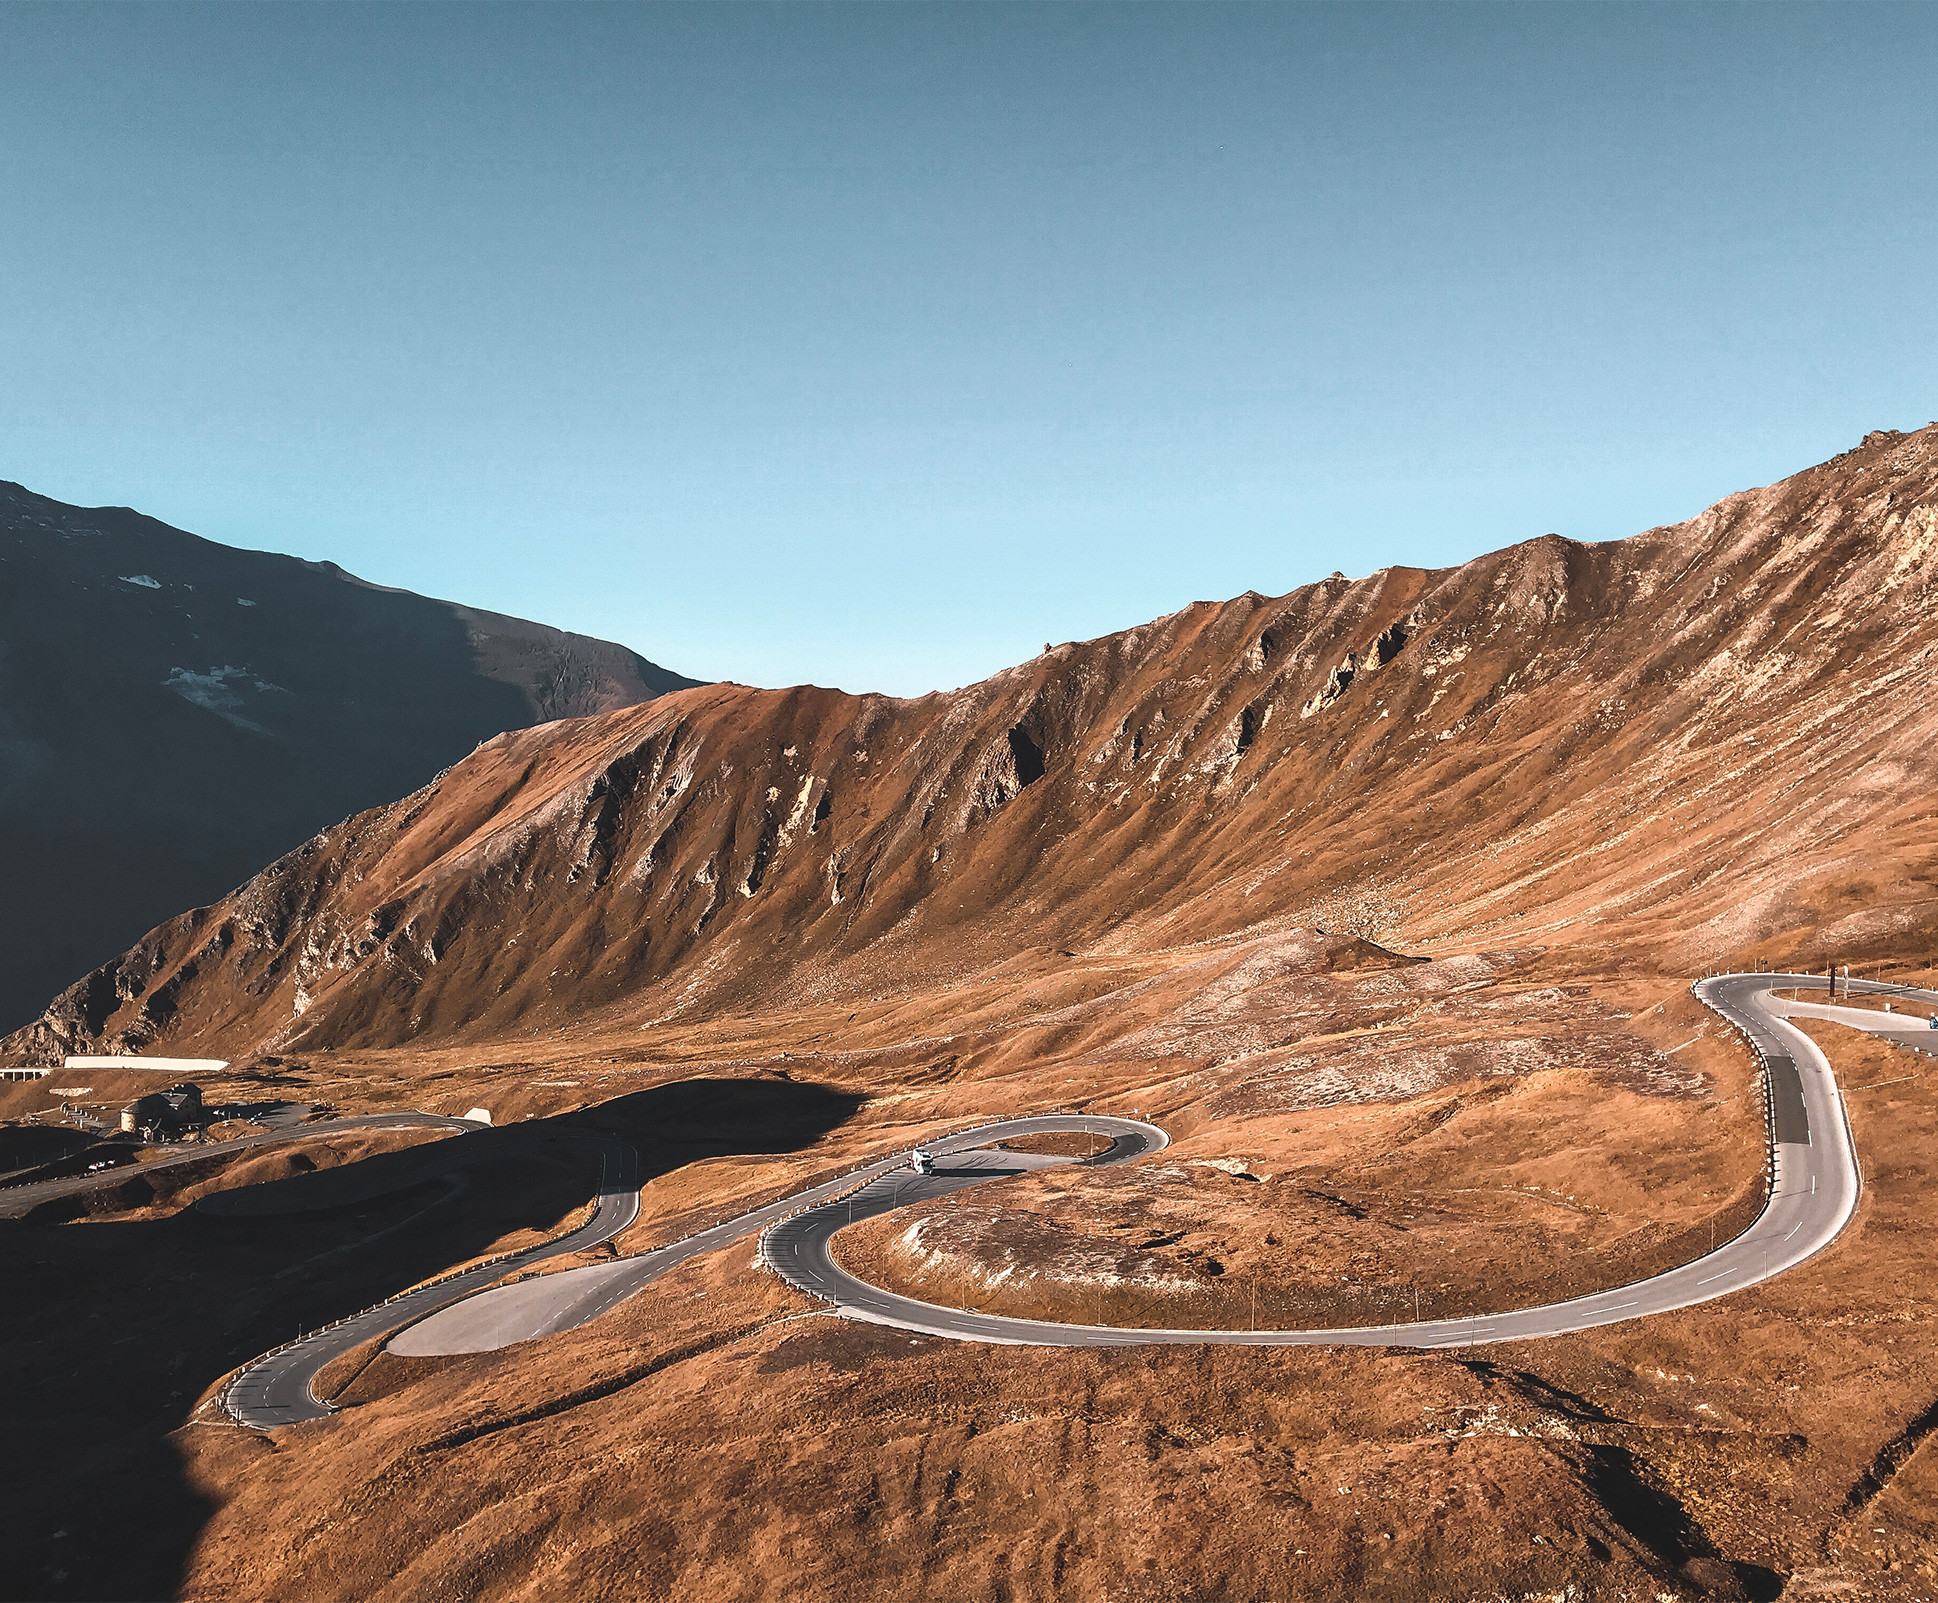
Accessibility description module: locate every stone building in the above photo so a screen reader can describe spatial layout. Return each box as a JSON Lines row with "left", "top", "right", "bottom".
{"left": 121, "top": 1082, "right": 204, "bottom": 1140}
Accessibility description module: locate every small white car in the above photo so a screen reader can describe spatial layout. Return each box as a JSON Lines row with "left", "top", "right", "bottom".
{"left": 911, "top": 1149, "right": 935, "bottom": 1175}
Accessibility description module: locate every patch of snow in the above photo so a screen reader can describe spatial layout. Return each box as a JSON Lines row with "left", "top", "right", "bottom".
{"left": 162, "top": 665, "right": 283, "bottom": 735}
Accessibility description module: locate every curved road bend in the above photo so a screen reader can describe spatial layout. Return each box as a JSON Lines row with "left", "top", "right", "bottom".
{"left": 0, "top": 1111, "right": 483, "bottom": 1222}
{"left": 222, "top": 1134, "right": 639, "bottom": 1428}
{"left": 388, "top": 1115, "right": 1168, "bottom": 1356}
{"left": 764, "top": 974, "right": 1902, "bottom": 1349}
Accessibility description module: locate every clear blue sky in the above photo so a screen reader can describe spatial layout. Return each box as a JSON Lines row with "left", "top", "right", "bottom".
{"left": 3, "top": 3, "right": 1934, "bottom": 696}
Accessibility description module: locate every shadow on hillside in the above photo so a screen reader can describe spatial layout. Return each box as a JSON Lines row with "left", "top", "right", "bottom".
{"left": 0, "top": 1076, "right": 861, "bottom": 1602}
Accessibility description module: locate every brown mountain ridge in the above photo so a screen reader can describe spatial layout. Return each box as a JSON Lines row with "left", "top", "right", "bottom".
{"left": 13, "top": 425, "right": 1934, "bottom": 1064}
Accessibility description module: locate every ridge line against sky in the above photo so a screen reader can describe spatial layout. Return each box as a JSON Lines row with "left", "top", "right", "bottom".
{"left": 3, "top": 1, "right": 1934, "bottom": 697}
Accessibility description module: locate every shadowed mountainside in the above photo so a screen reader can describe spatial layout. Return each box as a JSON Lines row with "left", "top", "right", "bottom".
{"left": 11, "top": 426, "right": 1934, "bottom": 1065}
{"left": 0, "top": 480, "right": 699, "bottom": 1034}
{"left": 0, "top": 1076, "right": 862, "bottom": 1602}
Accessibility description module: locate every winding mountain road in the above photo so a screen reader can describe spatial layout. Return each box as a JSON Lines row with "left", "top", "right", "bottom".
{"left": 766, "top": 972, "right": 1887, "bottom": 1346}
{"left": 216, "top": 971, "right": 1923, "bottom": 1427}
{"left": 222, "top": 1115, "right": 1156, "bottom": 1425}
{"left": 222, "top": 1134, "right": 639, "bottom": 1428}
{"left": 387, "top": 1114, "right": 1162, "bottom": 1358}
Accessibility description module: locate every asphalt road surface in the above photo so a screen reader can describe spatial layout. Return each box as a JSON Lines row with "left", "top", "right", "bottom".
{"left": 761, "top": 974, "right": 1900, "bottom": 1348}
{"left": 222, "top": 1133, "right": 638, "bottom": 1428}
{"left": 1774, "top": 995, "right": 1938, "bottom": 1056}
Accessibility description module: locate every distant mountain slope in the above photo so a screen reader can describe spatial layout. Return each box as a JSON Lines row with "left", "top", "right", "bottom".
{"left": 9, "top": 426, "right": 1934, "bottom": 1066}
{"left": 0, "top": 480, "right": 700, "bottom": 1031}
